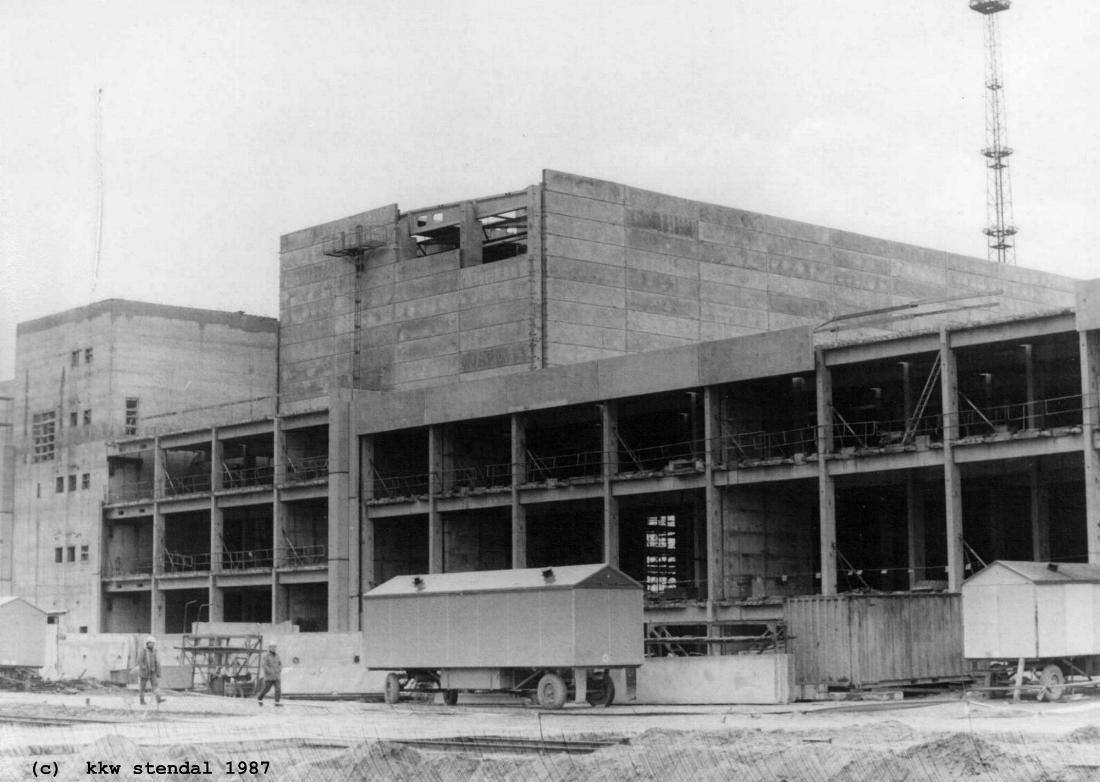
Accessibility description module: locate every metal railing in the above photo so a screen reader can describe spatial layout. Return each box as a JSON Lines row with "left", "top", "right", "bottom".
{"left": 438, "top": 463, "right": 512, "bottom": 493}
{"left": 222, "top": 547, "right": 274, "bottom": 570}
{"left": 281, "top": 543, "right": 327, "bottom": 567}
{"left": 617, "top": 439, "right": 704, "bottom": 474}
{"left": 162, "top": 551, "right": 211, "bottom": 573}
{"left": 165, "top": 473, "right": 212, "bottom": 496}
{"left": 526, "top": 449, "right": 604, "bottom": 482}
{"left": 223, "top": 463, "right": 275, "bottom": 489}
{"left": 725, "top": 427, "right": 817, "bottom": 463}
{"left": 828, "top": 415, "right": 942, "bottom": 451}
{"left": 957, "top": 393, "right": 1086, "bottom": 438}
{"left": 372, "top": 472, "right": 432, "bottom": 501}
{"left": 285, "top": 454, "right": 329, "bottom": 483}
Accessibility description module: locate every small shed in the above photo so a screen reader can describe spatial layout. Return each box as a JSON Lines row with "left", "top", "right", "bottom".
{"left": 361, "top": 564, "right": 643, "bottom": 670}
{"left": 0, "top": 597, "right": 48, "bottom": 668}
{"left": 962, "top": 560, "right": 1100, "bottom": 659}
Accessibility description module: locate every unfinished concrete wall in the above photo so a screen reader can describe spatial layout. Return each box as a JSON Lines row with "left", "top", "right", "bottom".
{"left": 540, "top": 170, "right": 1076, "bottom": 365}
{"left": 11, "top": 301, "right": 277, "bottom": 633}
{"left": 722, "top": 483, "right": 817, "bottom": 599}
{"left": 280, "top": 199, "right": 537, "bottom": 406}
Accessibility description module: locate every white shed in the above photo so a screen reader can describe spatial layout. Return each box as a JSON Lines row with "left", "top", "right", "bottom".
{"left": 961, "top": 561, "right": 1100, "bottom": 660}
{"left": 0, "top": 597, "right": 48, "bottom": 668}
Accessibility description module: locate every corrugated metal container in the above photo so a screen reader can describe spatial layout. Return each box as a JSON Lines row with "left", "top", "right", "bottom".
{"left": 361, "top": 564, "right": 643, "bottom": 670}
{"left": 0, "top": 597, "right": 47, "bottom": 668}
{"left": 961, "top": 561, "right": 1100, "bottom": 659}
{"left": 786, "top": 593, "right": 965, "bottom": 688}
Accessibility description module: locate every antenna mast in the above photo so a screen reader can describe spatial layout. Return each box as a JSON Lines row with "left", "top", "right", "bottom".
{"left": 970, "top": 1, "right": 1016, "bottom": 265}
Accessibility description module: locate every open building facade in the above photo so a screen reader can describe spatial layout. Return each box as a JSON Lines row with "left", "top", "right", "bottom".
{"left": 5, "top": 171, "right": 1100, "bottom": 646}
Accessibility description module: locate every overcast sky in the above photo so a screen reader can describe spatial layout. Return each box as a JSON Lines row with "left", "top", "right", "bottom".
{"left": 2, "top": 0, "right": 1098, "bottom": 379}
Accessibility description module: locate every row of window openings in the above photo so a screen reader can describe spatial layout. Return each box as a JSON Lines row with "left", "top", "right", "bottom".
{"left": 40, "top": 474, "right": 91, "bottom": 495}
{"left": 31, "top": 399, "right": 139, "bottom": 463}
{"left": 55, "top": 545, "right": 89, "bottom": 563}
{"left": 70, "top": 347, "right": 93, "bottom": 367}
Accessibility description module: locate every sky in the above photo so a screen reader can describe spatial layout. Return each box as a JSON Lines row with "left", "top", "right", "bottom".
{"left": 1, "top": 0, "right": 1098, "bottom": 380}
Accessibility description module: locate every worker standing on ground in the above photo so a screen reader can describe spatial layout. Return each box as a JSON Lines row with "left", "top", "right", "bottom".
{"left": 256, "top": 644, "right": 282, "bottom": 707}
{"left": 138, "top": 637, "right": 164, "bottom": 705}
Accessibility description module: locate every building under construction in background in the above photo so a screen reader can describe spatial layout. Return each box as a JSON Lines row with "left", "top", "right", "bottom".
{"left": 3, "top": 172, "right": 1098, "bottom": 669}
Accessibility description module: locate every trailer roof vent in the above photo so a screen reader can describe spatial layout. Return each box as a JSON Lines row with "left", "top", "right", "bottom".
{"left": 413, "top": 576, "right": 425, "bottom": 590}
{"left": 1048, "top": 563, "right": 1059, "bottom": 572}
{"left": 542, "top": 568, "right": 555, "bottom": 582}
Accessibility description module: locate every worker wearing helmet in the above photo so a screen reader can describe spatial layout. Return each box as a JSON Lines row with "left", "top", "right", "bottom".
{"left": 138, "top": 637, "right": 164, "bottom": 705}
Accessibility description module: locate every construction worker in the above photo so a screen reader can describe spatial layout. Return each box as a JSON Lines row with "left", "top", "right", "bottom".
{"left": 256, "top": 643, "right": 282, "bottom": 707}
{"left": 138, "top": 637, "right": 164, "bottom": 705}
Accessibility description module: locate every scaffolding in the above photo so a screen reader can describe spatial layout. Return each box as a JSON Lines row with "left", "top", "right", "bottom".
{"left": 180, "top": 634, "right": 263, "bottom": 696}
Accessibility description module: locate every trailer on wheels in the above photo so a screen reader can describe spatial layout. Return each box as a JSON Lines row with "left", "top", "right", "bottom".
{"left": 962, "top": 560, "right": 1100, "bottom": 700}
{"left": 361, "top": 564, "right": 643, "bottom": 708}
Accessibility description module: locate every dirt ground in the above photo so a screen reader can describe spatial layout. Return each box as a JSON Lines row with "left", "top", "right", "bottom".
{"left": 1, "top": 687, "right": 1099, "bottom": 781}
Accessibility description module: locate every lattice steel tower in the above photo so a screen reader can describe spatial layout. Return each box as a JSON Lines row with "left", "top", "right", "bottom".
{"left": 971, "top": 1, "right": 1016, "bottom": 264}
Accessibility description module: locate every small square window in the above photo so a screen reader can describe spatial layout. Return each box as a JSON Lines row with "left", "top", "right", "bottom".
{"left": 66, "top": 546, "right": 75, "bottom": 562}
{"left": 81, "top": 473, "right": 90, "bottom": 489}
{"left": 70, "top": 350, "right": 80, "bottom": 367}
{"left": 78, "top": 626, "right": 88, "bottom": 634}
{"left": 55, "top": 477, "right": 64, "bottom": 493}
{"left": 68, "top": 474, "right": 76, "bottom": 492}
{"left": 46, "top": 616, "right": 57, "bottom": 625}
{"left": 70, "top": 411, "right": 78, "bottom": 427}
{"left": 80, "top": 545, "right": 89, "bottom": 562}
{"left": 84, "top": 347, "right": 93, "bottom": 364}
{"left": 83, "top": 409, "right": 91, "bottom": 425}
{"left": 54, "top": 548, "right": 63, "bottom": 563}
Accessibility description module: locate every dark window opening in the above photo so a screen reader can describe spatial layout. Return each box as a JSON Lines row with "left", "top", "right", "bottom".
{"left": 80, "top": 545, "right": 89, "bottom": 562}
{"left": 411, "top": 223, "right": 461, "bottom": 257}
{"left": 55, "top": 477, "right": 64, "bottom": 493}
{"left": 82, "top": 473, "right": 90, "bottom": 489}
{"left": 54, "top": 548, "right": 63, "bottom": 563}
{"left": 83, "top": 409, "right": 91, "bottom": 426}
{"left": 70, "top": 411, "right": 78, "bottom": 427}
{"left": 68, "top": 474, "right": 76, "bottom": 492}
{"left": 84, "top": 347, "right": 93, "bottom": 364}
{"left": 479, "top": 207, "right": 528, "bottom": 263}
{"left": 32, "top": 411, "right": 56, "bottom": 462}
{"left": 125, "top": 398, "right": 139, "bottom": 435}
{"left": 70, "top": 350, "right": 80, "bottom": 367}
{"left": 67, "top": 546, "right": 75, "bottom": 562}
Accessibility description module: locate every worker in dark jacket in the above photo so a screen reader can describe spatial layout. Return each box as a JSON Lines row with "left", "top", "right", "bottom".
{"left": 138, "top": 637, "right": 164, "bottom": 705}
{"left": 256, "top": 644, "right": 282, "bottom": 707}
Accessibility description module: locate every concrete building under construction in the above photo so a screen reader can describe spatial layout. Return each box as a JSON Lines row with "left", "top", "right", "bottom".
{"left": 5, "top": 172, "right": 1099, "bottom": 654}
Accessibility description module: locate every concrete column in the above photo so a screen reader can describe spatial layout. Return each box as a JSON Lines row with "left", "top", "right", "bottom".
{"left": 703, "top": 386, "right": 724, "bottom": 613}
{"left": 151, "top": 588, "right": 166, "bottom": 634}
{"left": 461, "top": 201, "right": 483, "bottom": 267}
{"left": 211, "top": 430, "right": 224, "bottom": 491}
{"left": 900, "top": 361, "right": 913, "bottom": 423}
{"left": 1030, "top": 463, "right": 1050, "bottom": 561}
{"left": 360, "top": 435, "right": 376, "bottom": 590}
{"left": 207, "top": 584, "right": 223, "bottom": 623}
{"left": 347, "top": 421, "right": 361, "bottom": 631}
{"left": 1079, "top": 330, "right": 1100, "bottom": 562}
{"left": 815, "top": 349, "right": 837, "bottom": 596}
{"left": 526, "top": 184, "right": 546, "bottom": 370}
{"left": 326, "top": 395, "right": 351, "bottom": 631}
{"left": 210, "top": 503, "right": 223, "bottom": 574}
{"left": 906, "top": 473, "right": 926, "bottom": 588}
{"left": 1023, "top": 344, "right": 1037, "bottom": 430}
{"left": 428, "top": 425, "right": 444, "bottom": 573}
{"left": 941, "top": 329, "right": 965, "bottom": 591}
{"left": 510, "top": 414, "right": 527, "bottom": 568}
{"left": 601, "top": 402, "right": 620, "bottom": 566}
{"left": 153, "top": 436, "right": 164, "bottom": 500}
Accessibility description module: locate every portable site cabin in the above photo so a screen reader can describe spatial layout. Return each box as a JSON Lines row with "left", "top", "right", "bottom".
{"left": 0, "top": 597, "right": 48, "bottom": 668}
{"left": 961, "top": 560, "right": 1100, "bottom": 661}
{"left": 361, "top": 564, "right": 644, "bottom": 707}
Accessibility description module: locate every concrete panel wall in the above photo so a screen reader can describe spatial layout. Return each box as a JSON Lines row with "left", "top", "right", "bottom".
{"left": 280, "top": 205, "right": 536, "bottom": 401}
{"left": 541, "top": 170, "right": 1076, "bottom": 367}
{"left": 635, "top": 654, "right": 793, "bottom": 704}
{"left": 722, "top": 484, "right": 817, "bottom": 599}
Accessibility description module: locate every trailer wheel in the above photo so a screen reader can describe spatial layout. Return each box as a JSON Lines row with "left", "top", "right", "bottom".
{"left": 585, "top": 673, "right": 615, "bottom": 707}
{"left": 442, "top": 689, "right": 458, "bottom": 706}
{"left": 384, "top": 673, "right": 402, "bottom": 705}
{"left": 1038, "top": 664, "right": 1066, "bottom": 702}
{"left": 536, "top": 673, "right": 567, "bottom": 709}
